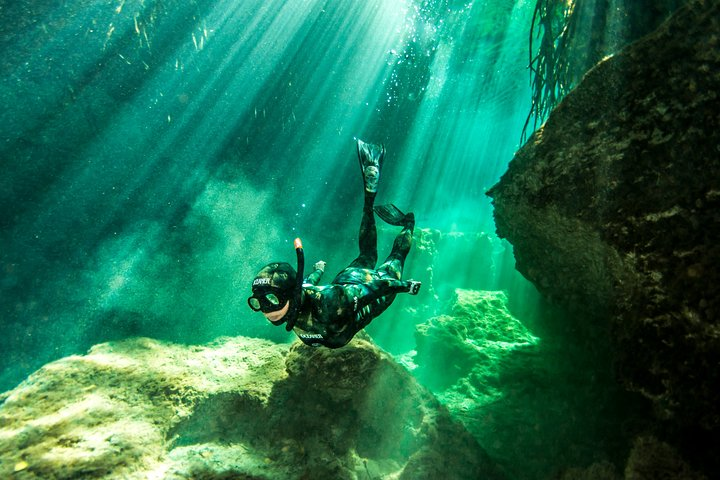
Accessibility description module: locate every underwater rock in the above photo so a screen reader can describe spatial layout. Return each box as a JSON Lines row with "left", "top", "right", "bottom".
{"left": 624, "top": 436, "right": 707, "bottom": 480}
{"left": 554, "top": 461, "right": 621, "bottom": 480}
{"left": 0, "top": 335, "right": 504, "bottom": 480}
{"left": 410, "top": 289, "right": 645, "bottom": 479}
{"left": 551, "top": 435, "right": 710, "bottom": 480}
{"left": 487, "top": 0, "right": 720, "bottom": 434}
{"left": 413, "top": 289, "right": 538, "bottom": 395}
{"left": 411, "top": 289, "right": 553, "bottom": 477}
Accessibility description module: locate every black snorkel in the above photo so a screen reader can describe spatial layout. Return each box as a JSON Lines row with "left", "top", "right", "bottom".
{"left": 284, "top": 237, "right": 304, "bottom": 331}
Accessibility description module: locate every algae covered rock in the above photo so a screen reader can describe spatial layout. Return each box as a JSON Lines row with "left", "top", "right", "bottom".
{"left": 414, "top": 289, "right": 538, "bottom": 399}
{"left": 0, "top": 336, "right": 288, "bottom": 479}
{"left": 0, "top": 335, "right": 504, "bottom": 479}
{"left": 487, "top": 0, "right": 720, "bottom": 431}
{"left": 409, "top": 289, "right": 655, "bottom": 480}
{"left": 623, "top": 436, "right": 707, "bottom": 480}
{"left": 274, "top": 336, "right": 505, "bottom": 480}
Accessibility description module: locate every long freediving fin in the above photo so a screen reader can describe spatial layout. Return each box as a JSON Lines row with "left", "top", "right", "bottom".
{"left": 357, "top": 139, "right": 385, "bottom": 193}
{"left": 374, "top": 204, "right": 413, "bottom": 227}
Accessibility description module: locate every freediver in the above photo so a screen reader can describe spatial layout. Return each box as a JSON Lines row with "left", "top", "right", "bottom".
{"left": 247, "top": 139, "right": 421, "bottom": 348}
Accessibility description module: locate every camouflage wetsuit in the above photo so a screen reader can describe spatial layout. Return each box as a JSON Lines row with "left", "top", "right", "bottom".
{"left": 292, "top": 194, "right": 415, "bottom": 348}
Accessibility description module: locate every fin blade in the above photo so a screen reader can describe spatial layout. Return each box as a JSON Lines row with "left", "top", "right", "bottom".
{"left": 357, "top": 139, "right": 385, "bottom": 193}
{"left": 374, "top": 204, "right": 407, "bottom": 226}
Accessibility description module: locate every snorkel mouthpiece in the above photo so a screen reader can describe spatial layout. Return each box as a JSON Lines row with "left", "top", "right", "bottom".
{"left": 285, "top": 237, "right": 304, "bottom": 331}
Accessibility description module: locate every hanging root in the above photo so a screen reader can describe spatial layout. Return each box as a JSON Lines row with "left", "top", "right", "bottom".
{"left": 521, "top": 0, "right": 577, "bottom": 144}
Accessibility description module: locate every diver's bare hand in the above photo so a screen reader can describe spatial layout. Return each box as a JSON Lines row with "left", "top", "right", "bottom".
{"left": 313, "top": 260, "right": 326, "bottom": 272}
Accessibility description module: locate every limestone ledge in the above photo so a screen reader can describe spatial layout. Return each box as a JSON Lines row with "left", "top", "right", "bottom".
{"left": 0, "top": 335, "right": 503, "bottom": 480}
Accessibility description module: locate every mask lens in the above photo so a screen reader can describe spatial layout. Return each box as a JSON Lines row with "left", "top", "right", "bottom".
{"left": 248, "top": 291, "right": 286, "bottom": 312}
{"left": 248, "top": 297, "right": 262, "bottom": 311}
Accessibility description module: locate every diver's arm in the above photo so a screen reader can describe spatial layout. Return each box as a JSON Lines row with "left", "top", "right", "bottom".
{"left": 304, "top": 260, "right": 326, "bottom": 286}
{"left": 356, "top": 278, "right": 419, "bottom": 309}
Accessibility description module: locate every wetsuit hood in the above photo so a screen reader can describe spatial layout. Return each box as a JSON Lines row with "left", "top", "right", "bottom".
{"left": 250, "top": 238, "right": 304, "bottom": 331}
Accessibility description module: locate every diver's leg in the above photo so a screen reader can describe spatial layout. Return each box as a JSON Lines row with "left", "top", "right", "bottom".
{"left": 377, "top": 214, "right": 415, "bottom": 279}
{"left": 345, "top": 139, "right": 384, "bottom": 270}
{"left": 347, "top": 192, "right": 378, "bottom": 269}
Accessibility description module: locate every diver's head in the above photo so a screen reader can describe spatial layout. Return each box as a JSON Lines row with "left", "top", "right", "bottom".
{"left": 248, "top": 262, "right": 297, "bottom": 325}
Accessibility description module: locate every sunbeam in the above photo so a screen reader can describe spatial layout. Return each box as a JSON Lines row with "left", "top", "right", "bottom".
{"left": 0, "top": 0, "right": 540, "bottom": 404}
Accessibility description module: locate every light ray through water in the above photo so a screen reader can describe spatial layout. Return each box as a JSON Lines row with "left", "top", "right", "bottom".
{"left": 1, "top": 0, "right": 540, "bottom": 404}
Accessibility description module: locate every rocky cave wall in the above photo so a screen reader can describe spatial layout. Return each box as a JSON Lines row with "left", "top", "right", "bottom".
{"left": 487, "top": 0, "right": 719, "bottom": 473}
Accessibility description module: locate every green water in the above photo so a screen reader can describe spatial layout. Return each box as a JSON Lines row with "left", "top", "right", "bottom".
{"left": 0, "top": 0, "right": 534, "bottom": 383}
{"left": 0, "top": 0, "right": 670, "bottom": 478}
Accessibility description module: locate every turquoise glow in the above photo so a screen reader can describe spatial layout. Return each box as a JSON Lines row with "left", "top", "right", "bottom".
{"left": 1, "top": 0, "right": 537, "bottom": 359}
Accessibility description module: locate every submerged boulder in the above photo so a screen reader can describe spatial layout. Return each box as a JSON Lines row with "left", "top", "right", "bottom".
{"left": 413, "top": 289, "right": 538, "bottom": 397}
{"left": 410, "top": 289, "right": 649, "bottom": 480}
{"left": 487, "top": 0, "right": 720, "bottom": 435}
{"left": 0, "top": 335, "right": 504, "bottom": 480}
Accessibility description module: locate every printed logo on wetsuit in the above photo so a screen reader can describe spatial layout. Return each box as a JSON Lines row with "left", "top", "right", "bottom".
{"left": 298, "top": 333, "right": 324, "bottom": 339}
{"left": 297, "top": 332, "right": 324, "bottom": 347}
{"left": 253, "top": 278, "right": 271, "bottom": 286}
